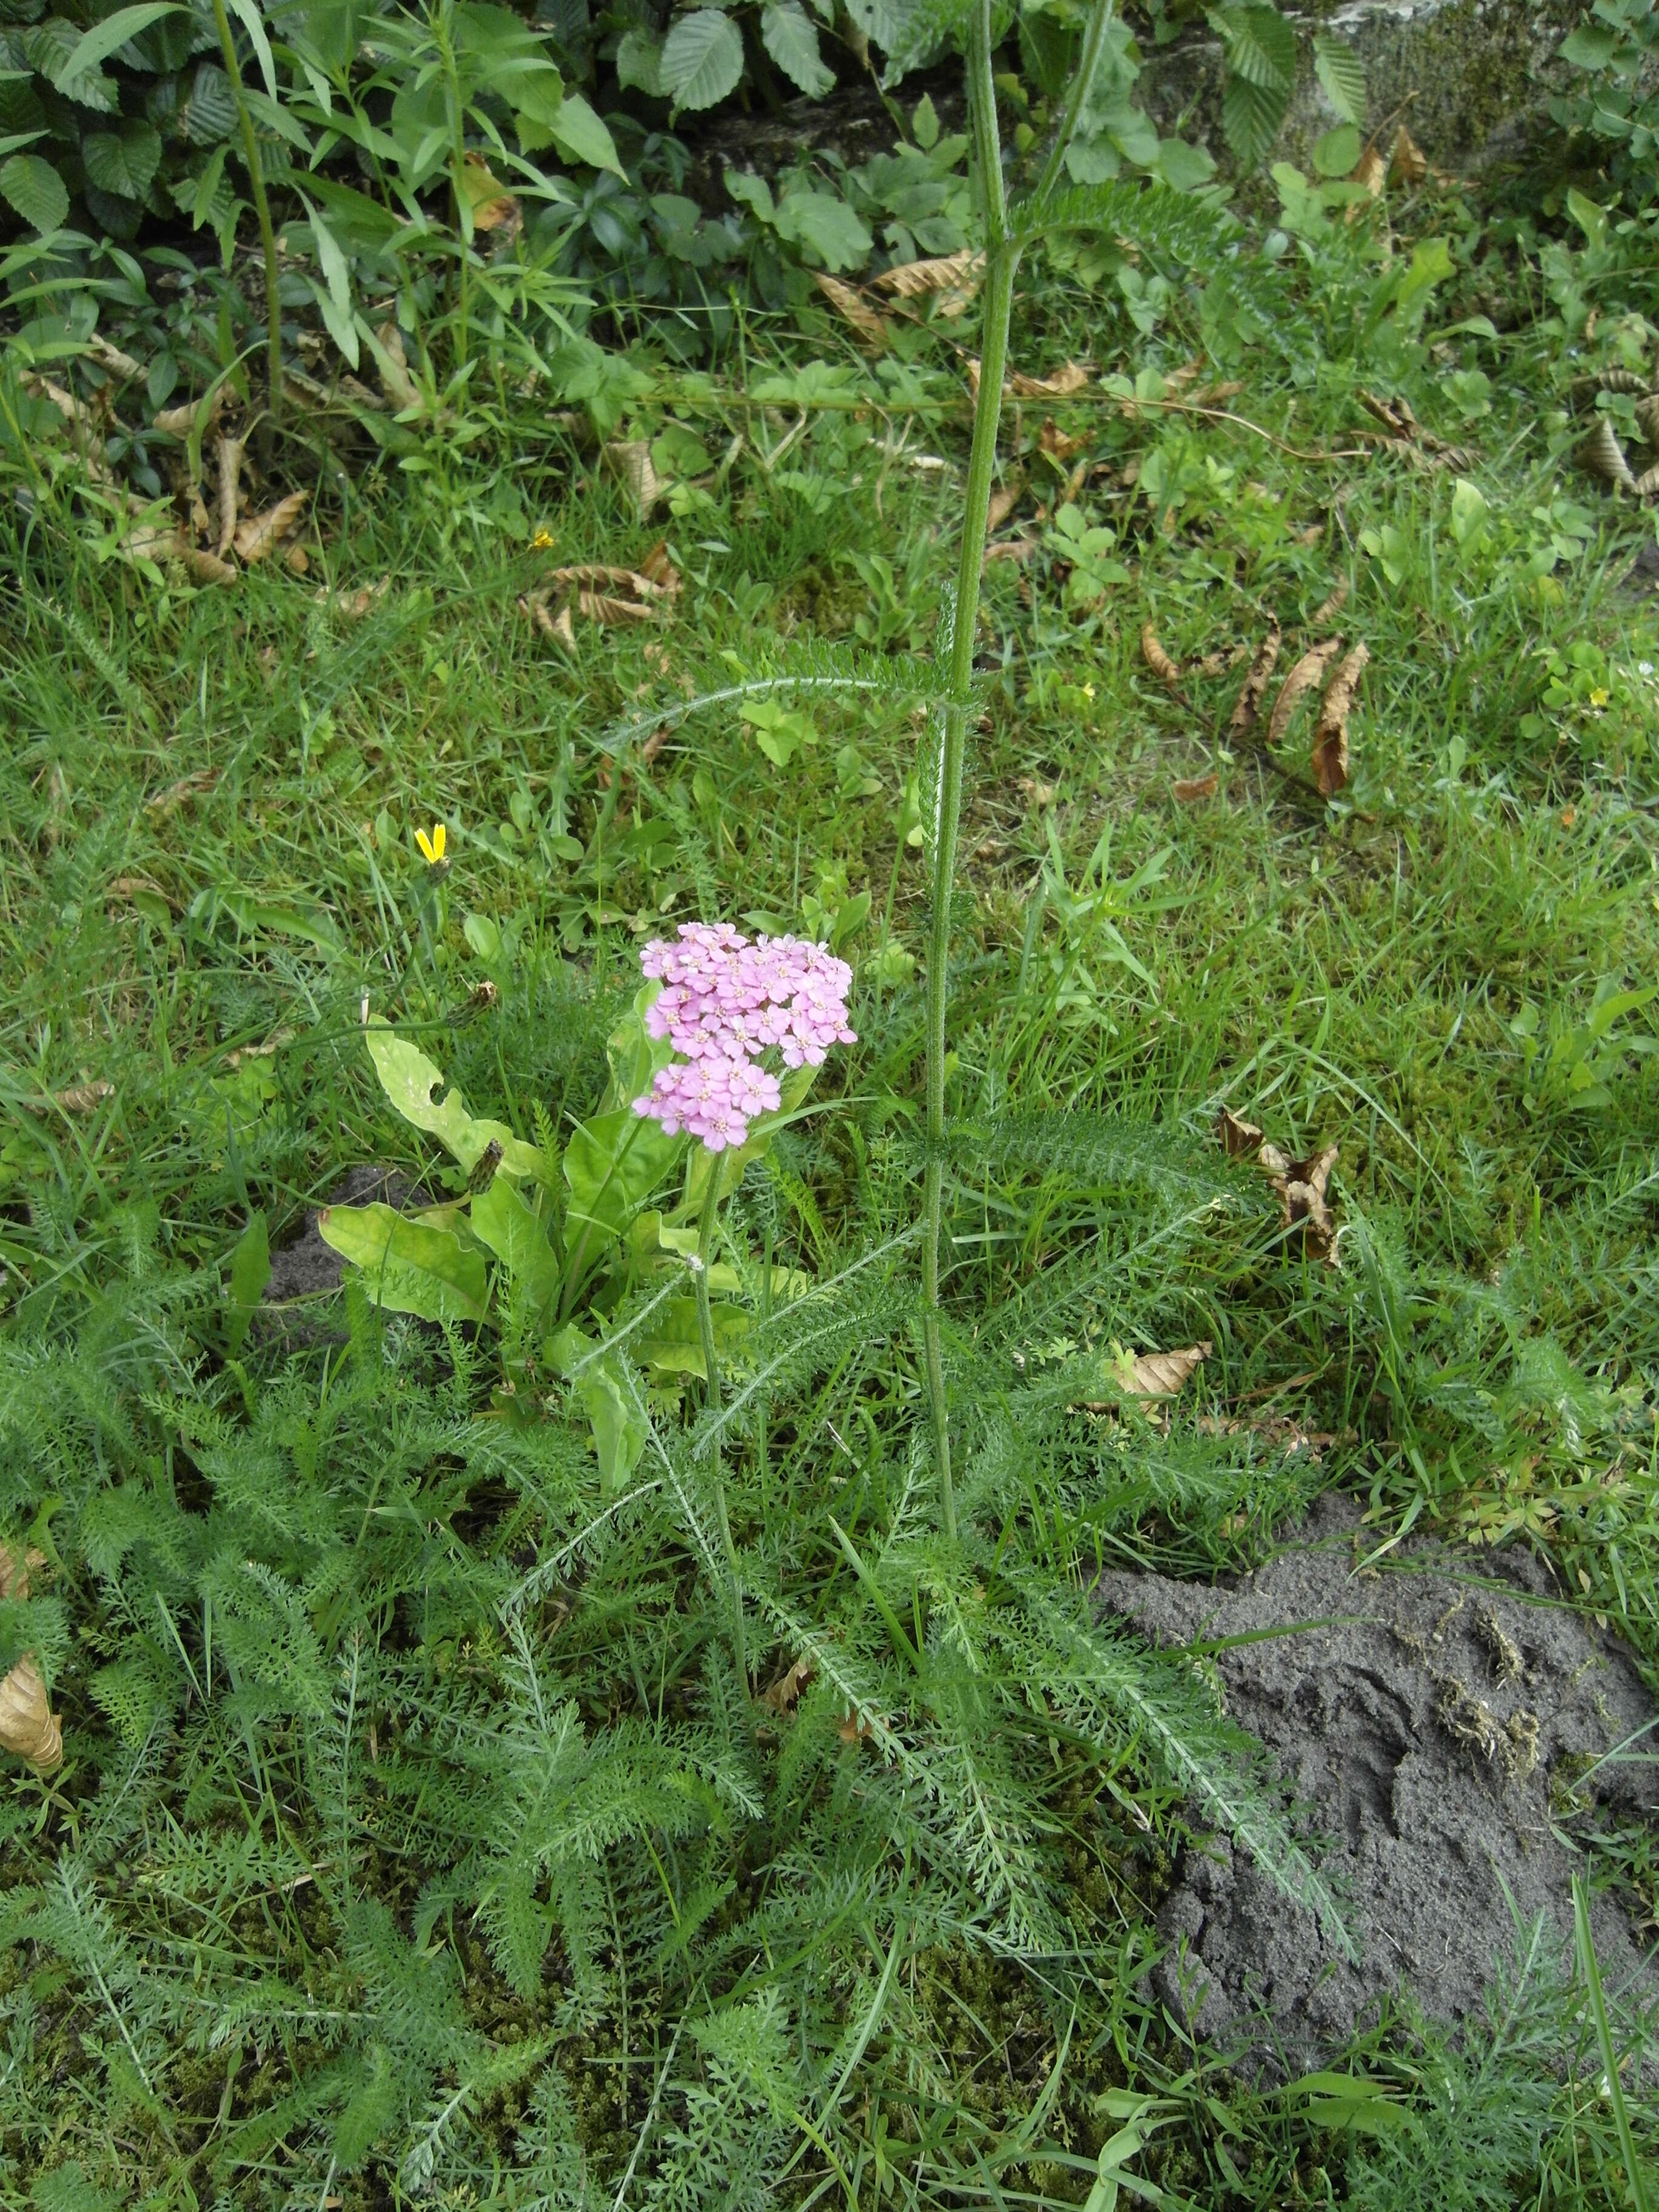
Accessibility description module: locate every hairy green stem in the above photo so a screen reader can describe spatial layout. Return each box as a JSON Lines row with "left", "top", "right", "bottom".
{"left": 920, "top": 0, "right": 1018, "bottom": 1543}
{"left": 695, "top": 1168, "right": 746, "bottom": 1688}
{"left": 209, "top": 0, "right": 283, "bottom": 451}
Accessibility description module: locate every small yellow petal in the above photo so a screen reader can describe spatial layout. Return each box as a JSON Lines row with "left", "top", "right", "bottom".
{"left": 432, "top": 822, "right": 446, "bottom": 860}
{"left": 415, "top": 827, "right": 437, "bottom": 864}
{"left": 1589, "top": 686, "right": 1610, "bottom": 708}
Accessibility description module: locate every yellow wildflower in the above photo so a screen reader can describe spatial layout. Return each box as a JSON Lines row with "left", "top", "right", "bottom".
{"left": 532, "top": 528, "right": 554, "bottom": 550}
{"left": 1589, "top": 686, "right": 1610, "bottom": 709}
{"left": 415, "top": 822, "right": 447, "bottom": 866}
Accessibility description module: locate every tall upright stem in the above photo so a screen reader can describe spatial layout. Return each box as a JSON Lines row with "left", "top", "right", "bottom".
{"left": 920, "top": 0, "right": 1019, "bottom": 1543}
{"left": 695, "top": 1167, "right": 746, "bottom": 1689}
{"left": 210, "top": 0, "right": 283, "bottom": 454}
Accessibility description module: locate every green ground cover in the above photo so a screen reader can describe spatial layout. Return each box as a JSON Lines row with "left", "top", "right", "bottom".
{"left": 1, "top": 142, "right": 1658, "bottom": 2210}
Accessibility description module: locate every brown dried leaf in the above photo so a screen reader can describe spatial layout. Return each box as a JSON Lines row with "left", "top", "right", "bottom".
{"left": 1140, "top": 622, "right": 1185, "bottom": 696}
{"left": 579, "top": 589, "right": 656, "bottom": 624}
{"left": 1216, "top": 1107, "right": 1263, "bottom": 1156}
{"left": 284, "top": 542, "right": 310, "bottom": 576}
{"left": 1171, "top": 773, "right": 1219, "bottom": 802}
{"left": 761, "top": 1657, "right": 814, "bottom": 1713}
{"left": 1576, "top": 415, "right": 1637, "bottom": 492}
{"left": 1350, "top": 145, "right": 1387, "bottom": 199}
{"left": 638, "top": 540, "right": 682, "bottom": 592}
{"left": 604, "top": 438, "right": 666, "bottom": 519}
{"left": 873, "top": 249, "right": 984, "bottom": 315}
{"left": 1018, "top": 776, "right": 1057, "bottom": 808}
{"left": 155, "top": 389, "right": 226, "bottom": 440}
{"left": 548, "top": 563, "right": 671, "bottom": 599}
{"left": 837, "top": 1710, "right": 876, "bottom": 1744}
{"left": 215, "top": 434, "right": 243, "bottom": 559}
{"left": 1010, "top": 360, "right": 1090, "bottom": 399}
{"left": 814, "top": 272, "right": 889, "bottom": 349}
{"left": 180, "top": 546, "right": 238, "bottom": 586}
{"left": 1635, "top": 462, "right": 1659, "bottom": 500}
{"left": 315, "top": 578, "right": 391, "bottom": 620}
{"left": 87, "top": 333, "right": 142, "bottom": 382}
{"left": 461, "top": 151, "right": 519, "bottom": 234}
{"left": 375, "top": 320, "right": 423, "bottom": 414}
{"left": 1390, "top": 127, "right": 1428, "bottom": 186}
{"left": 147, "top": 768, "right": 218, "bottom": 813}
{"left": 984, "top": 535, "right": 1037, "bottom": 564}
{"left": 1125, "top": 1341, "right": 1213, "bottom": 1397}
{"left": 1311, "top": 579, "right": 1349, "bottom": 628}
{"left": 1228, "top": 625, "right": 1282, "bottom": 739}
{"left": 0, "top": 1655, "right": 61, "bottom": 1773}
{"left": 234, "top": 489, "right": 309, "bottom": 566}
{"left": 1260, "top": 1141, "right": 1341, "bottom": 1261}
{"left": 987, "top": 475, "right": 1025, "bottom": 534}
{"left": 1036, "top": 417, "right": 1087, "bottom": 463}
{"left": 551, "top": 602, "right": 577, "bottom": 649}
{"left": 1267, "top": 636, "right": 1344, "bottom": 748}
{"left": 1313, "top": 641, "right": 1369, "bottom": 797}
{"left": 1635, "top": 395, "right": 1659, "bottom": 447}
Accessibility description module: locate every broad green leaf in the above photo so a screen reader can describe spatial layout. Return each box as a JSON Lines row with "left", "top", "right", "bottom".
{"left": 615, "top": 28, "right": 664, "bottom": 95}
{"left": 601, "top": 985, "right": 674, "bottom": 1111}
{"left": 1311, "top": 122, "right": 1361, "bottom": 178}
{"left": 504, "top": 60, "right": 565, "bottom": 127}
{"left": 318, "top": 1202, "right": 489, "bottom": 1324}
{"left": 546, "top": 1324, "right": 648, "bottom": 1493}
{"left": 1278, "top": 2070, "right": 1407, "bottom": 2134}
{"left": 1449, "top": 476, "right": 1487, "bottom": 547}
{"left": 774, "top": 184, "right": 873, "bottom": 270}
{"left": 82, "top": 119, "right": 163, "bottom": 201}
{"left": 1312, "top": 31, "right": 1366, "bottom": 122}
{"left": 1560, "top": 24, "right": 1618, "bottom": 68}
{"left": 1156, "top": 137, "right": 1217, "bottom": 191}
{"left": 548, "top": 91, "right": 625, "bottom": 178}
{"left": 471, "top": 1176, "right": 561, "bottom": 1322}
{"left": 563, "top": 1108, "right": 680, "bottom": 1235}
{"left": 633, "top": 1296, "right": 749, "bottom": 1377}
{"left": 761, "top": 1, "right": 834, "bottom": 96}
{"left": 661, "top": 10, "right": 745, "bottom": 113}
{"left": 1394, "top": 232, "right": 1453, "bottom": 321}
{"left": 226, "top": 1208, "right": 270, "bottom": 1355}
{"left": 363, "top": 1023, "right": 546, "bottom": 1180}
{"left": 61, "top": 3, "right": 186, "bottom": 86}
{"left": 0, "top": 153, "right": 67, "bottom": 233}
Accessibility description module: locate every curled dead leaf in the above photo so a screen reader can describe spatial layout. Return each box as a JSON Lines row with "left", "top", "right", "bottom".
{"left": 1018, "top": 776, "right": 1057, "bottom": 808}
{"left": 0, "top": 1546, "right": 61, "bottom": 1775}
{"left": 315, "top": 578, "right": 390, "bottom": 620}
{"left": 234, "top": 489, "right": 309, "bottom": 566}
{"left": 838, "top": 1710, "right": 876, "bottom": 1745}
{"left": 1311, "top": 580, "right": 1349, "bottom": 628}
{"left": 1577, "top": 416, "right": 1638, "bottom": 493}
{"left": 638, "top": 540, "right": 682, "bottom": 592}
{"left": 1634, "top": 463, "right": 1659, "bottom": 500}
{"left": 375, "top": 320, "right": 423, "bottom": 414}
{"left": 987, "top": 474, "right": 1025, "bottom": 534}
{"left": 1260, "top": 1141, "right": 1341, "bottom": 1262}
{"left": 1124, "top": 1341, "right": 1213, "bottom": 1397}
{"left": 1010, "top": 361, "right": 1090, "bottom": 399}
{"left": 153, "top": 387, "right": 224, "bottom": 439}
{"left": 1390, "top": 127, "right": 1428, "bottom": 186}
{"left": 1313, "top": 641, "right": 1369, "bottom": 797}
{"left": 1267, "top": 636, "right": 1344, "bottom": 748}
{"left": 761, "top": 1657, "right": 814, "bottom": 1713}
{"left": 147, "top": 768, "right": 218, "bottom": 813}
{"left": 1171, "top": 774, "right": 1219, "bottom": 802}
{"left": 216, "top": 434, "right": 243, "bottom": 558}
{"left": 1140, "top": 623, "right": 1185, "bottom": 697}
{"left": 1229, "top": 626, "right": 1281, "bottom": 739}
{"left": 604, "top": 438, "right": 667, "bottom": 520}
{"left": 1350, "top": 144, "right": 1386, "bottom": 198}
{"left": 1037, "top": 417, "right": 1087, "bottom": 464}
{"left": 1634, "top": 395, "right": 1659, "bottom": 447}
{"left": 873, "top": 249, "right": 983, "bottom": 315}
{"left": 21, "top": 1078, "right": 115, "bottom": 1114}
{"left": 181, "top": 546, "right": 238, "bottom": 586}
{"left": 1216, "top": 1106, "right": 1263, "bottom": 1156}
{"left": 814, "top": 272, "right": 889, "bottom": 349}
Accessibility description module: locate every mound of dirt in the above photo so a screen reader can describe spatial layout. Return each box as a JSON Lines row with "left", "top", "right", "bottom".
{"left": 1094, "top": 1493, "right": 1658, "bottom": 2070}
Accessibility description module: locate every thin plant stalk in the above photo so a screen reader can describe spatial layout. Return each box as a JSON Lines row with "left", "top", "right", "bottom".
{"left": 919, "top": 0, "right": 1017, "bottom": 1542}
{"left": 694, "top": 1165, "right": 747, "bottom": 1689}
{"left": 918, "top": 0, "right": 1118, "bottom": 1540}
{"left": 209, "top": 0, "right": 283, "bottom": 450}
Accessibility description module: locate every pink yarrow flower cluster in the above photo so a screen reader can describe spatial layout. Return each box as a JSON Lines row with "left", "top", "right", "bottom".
{"left": 632, "top": 921, "right": 855, "bottom": 1151}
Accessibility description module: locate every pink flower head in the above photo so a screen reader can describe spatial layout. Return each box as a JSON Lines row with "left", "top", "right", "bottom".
{"left": 632, "top": 922, "right": 854, "bottom": 1151}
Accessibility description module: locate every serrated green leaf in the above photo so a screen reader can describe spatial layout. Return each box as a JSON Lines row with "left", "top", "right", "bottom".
{"left": 186, "top": 59, "right": 238, "bottom": 143}
{"left": 774, "top": 182, "right": 873, "bottom": 270}
{"left": 1213, "top": 3, "right": 1296, "bottom": 89}
{"left": 1221, "top": 69, "right": 1289, "bottom": 167}
{"left": 660, "top": 8, "right": 745, "bottom": 112}
{"left": 0, "top": 151, "right": 65, "bottom": 232}
{"left": 615, "top": 27, "right": 664, "bottom": 95}
{"left": 503, "top": 58, "right": 565, "bottom": 126}
{"left": 318, "top": 1202, "right": 489, "bottom": 1324}
{"left": 761, "top": 1, "right": 834, "bottom": 96}
{"left": 82, "top": 118, "right": 162, "bottom": 202}
{"left": 1312, "top": 32, "right": 1365, "bottom": 124}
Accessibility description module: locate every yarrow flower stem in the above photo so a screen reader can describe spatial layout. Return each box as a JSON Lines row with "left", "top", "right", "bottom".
{"left": 694, "top": 1167, "right": 746, "bottom": 1689}
{"left": 920, "top": 0, "right": 1022, "bottom": 1546}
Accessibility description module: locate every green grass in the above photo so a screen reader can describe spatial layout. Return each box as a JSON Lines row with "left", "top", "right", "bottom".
{"left": 1, "top": 183, "right": 1658, "bottom": 2210}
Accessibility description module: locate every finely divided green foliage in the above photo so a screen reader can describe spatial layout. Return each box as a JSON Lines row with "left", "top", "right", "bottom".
{"left": 1, "top": 155, "right": 1659, "bottom": 2210}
